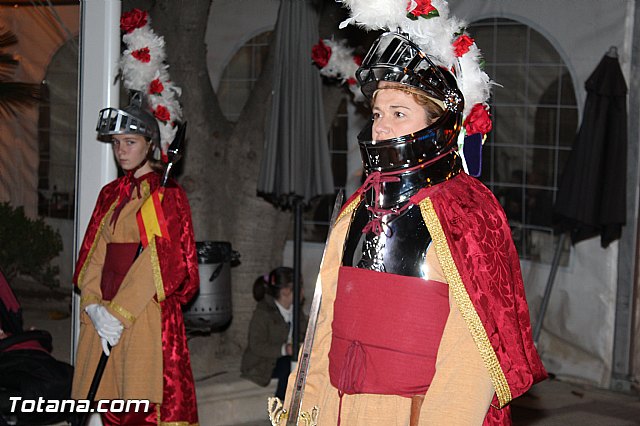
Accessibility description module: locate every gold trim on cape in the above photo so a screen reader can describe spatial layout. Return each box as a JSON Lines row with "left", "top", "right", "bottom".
{"left": 419, "top": 197, "right": 512, "bottom": 407}
{"left": 337, "top": 194, "right": 362, "bottom": 223}
{"left": 149, "top": 237, "right": 166, "bottom": 302}
{"left": 77, "top": 199, "right": 118, "bottom": 288}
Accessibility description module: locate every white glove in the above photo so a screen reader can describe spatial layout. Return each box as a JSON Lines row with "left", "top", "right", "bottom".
{"left": 85, "top": 304, "right": 123, "bottom": 355}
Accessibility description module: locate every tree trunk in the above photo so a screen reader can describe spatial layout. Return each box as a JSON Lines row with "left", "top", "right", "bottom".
{"left": 124, "top": 0, "right": 344, "bottom": 361}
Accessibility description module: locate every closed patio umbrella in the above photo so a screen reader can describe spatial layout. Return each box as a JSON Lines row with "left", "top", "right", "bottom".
{"left": 534, "top": 49, "right": 628, "bottom": 342}
{"left": 257, "top": 0, "right": 334, "bottom": 358}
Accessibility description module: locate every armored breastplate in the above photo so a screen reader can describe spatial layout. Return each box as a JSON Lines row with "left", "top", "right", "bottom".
{"left": 342, "top": 151, "right": 462, "bottom": 278}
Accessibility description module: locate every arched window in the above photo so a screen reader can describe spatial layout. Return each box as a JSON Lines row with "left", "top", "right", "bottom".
{"left": 217, "top": 31, "right": 272, "bottom": 121}
{"left": 468, "top": 18, "right": 577, "bottom": 262}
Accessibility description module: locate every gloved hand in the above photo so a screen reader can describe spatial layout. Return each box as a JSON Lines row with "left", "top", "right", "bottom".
{"left": 85, "top": 304, "right": 123, "bottom": 356}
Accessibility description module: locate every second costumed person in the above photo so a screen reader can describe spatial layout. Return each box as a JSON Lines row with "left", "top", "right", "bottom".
{"left": 71, "top": 9, "right": 199, "bottom": 426}
{"left": 280, "top": 0, "right": 547, "bottom": 425}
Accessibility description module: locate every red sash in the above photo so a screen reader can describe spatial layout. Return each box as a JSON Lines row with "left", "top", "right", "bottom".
{"left": 329, "top": 266, "right": 449, "bottom": 398}
{"left": 100, "top": 243, "right": 139, "bottom": 301}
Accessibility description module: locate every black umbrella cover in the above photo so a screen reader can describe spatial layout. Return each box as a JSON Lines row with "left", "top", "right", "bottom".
{"left": 554, "top": 54, "right": 628, "bottom": 248}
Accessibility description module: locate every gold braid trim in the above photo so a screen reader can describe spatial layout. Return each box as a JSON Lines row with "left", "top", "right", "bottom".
{"left": 77, "top": 199, "right": 118, "bottom": 288}
{"left": 419, "top": 198, "right": 512, "bottom": 407}
{"left": 140, "top": 179, "right": 150, "bottom": 198}
{"left": 108, "top": 302, "right": 136, "bottom": 324}
{"left": 336, "top": 194, "right": 362, "bottom": 223}
{"left": 80, "top": 294, "right": 101, "bottom": 308}
{"left": 150, "top": 238, "right": 166, "bottom": 302}
{"left": 159, "top": 422, "right": 198, "bottom": 426}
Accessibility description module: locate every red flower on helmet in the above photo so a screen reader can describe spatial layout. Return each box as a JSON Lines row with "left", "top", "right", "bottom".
{"left": 132, "top": 47, "right": 151, "bottom": 63}
{"left": 353, "top": 54, "right": 363, "bottom": 66}
{"left": 407, "top": 0, "right": 438, "bottom": 19}
{"left": 154, "top": 105, "right": 170, "bottom": 122}
{"left": 120, "top": 8, "right": 148, "bottom": 34}
{"left": 149, "top": 78, "right": 164, "bottom": 95}
{"left": 464, "top": 103, "right": 492, "bottom": 135}
{"left": 311, "top": 39, "right": 332, "bottom": 69}
{"left": 346, "top": 77, "right": 357, "bottom": 86}
{"left": 453, "top": 34, "right": 474, "bottom": 57}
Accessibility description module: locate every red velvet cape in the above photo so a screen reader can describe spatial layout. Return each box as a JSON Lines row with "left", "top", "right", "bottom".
{"left": 73, "top": 172, "right": 199, "bottom": 425}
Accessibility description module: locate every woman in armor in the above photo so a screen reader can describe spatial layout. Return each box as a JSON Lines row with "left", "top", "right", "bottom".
{"left": 71, "top": 92, "right": 199, "bottom": 425}
{"left": 283, "top": 1, "right": 546, "bottom": 424}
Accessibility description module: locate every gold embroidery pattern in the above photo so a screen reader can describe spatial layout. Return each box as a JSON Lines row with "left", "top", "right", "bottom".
{"left": 336, "top": 194, "right": 362, "bottom": 223}
{"left": 77, "top": 199, "right": 118, "bottom": 288}
{"left": 150, "top": 238, "right": 166, "bottom": 302}
{"left": 420, "top": 198, "right": 512, "bottom": 407}
{"left": 108, "top": 302, "right": 136, "bottom": 324}
{"left": 80, "top": 294, "right": 101, "bottom": 308}
{"left": 158, "top": 422, "right": 198, "bottom": 426}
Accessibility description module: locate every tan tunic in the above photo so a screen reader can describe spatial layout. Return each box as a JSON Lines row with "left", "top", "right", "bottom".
{"left": 285, "top": 210, "right": 494, "bottom": 425}
{"left": 72, "top": 186, "right": 163, "bottom": 402}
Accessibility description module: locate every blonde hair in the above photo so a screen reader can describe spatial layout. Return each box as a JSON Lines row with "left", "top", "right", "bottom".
{"left": 372, "top": 83, "right": 444, "bottom": 126}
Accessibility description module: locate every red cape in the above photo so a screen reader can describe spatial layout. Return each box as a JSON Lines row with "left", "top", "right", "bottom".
{"left": 74, "top": 172, "right": 199, "bottom": 424}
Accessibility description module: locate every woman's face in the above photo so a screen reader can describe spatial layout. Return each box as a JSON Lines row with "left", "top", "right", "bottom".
{"left": 111, "top": 134, "right": 150, "bottom": 171}
{"left": 372, "top": 88, "right": 429, "bottom": 140}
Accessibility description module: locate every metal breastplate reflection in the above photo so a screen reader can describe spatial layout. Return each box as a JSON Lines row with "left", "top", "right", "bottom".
{"left": 342, "top": 202, "right": 433, "bottom": 278}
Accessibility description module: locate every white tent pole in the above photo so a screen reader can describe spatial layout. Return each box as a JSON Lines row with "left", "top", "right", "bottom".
{"left": 612, "top": 0, "right": 640, "bottom": 392}
{"left": 71, "top": 0, "right": 121, "bottom": 365}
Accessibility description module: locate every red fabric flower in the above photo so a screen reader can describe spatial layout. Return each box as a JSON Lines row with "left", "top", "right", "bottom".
{"left": 154, "top": 105, "right": 170, "bottom": 122}
{"left": 464, "top": 103, "right": 492, "bottom": 135}
{"left": 120, "top": 8, "right": 148, "bottom": 34}
{"left": 346, "top": 77, "right": 357, "bottom": 86}
{"left": 149, "top": 78, "right": 164, "bottom": 95}
{"left": 407, "top": 0, "right": 436, "bottom": 18}
{"left": 311, "top": 39, "right": 331, "bottom": 69}
{"left": 353, "top": 54, "right": 363, "bottom": 66}
{"left": 132, "top": 47, "right": 151, "bottom": 63}
{"left": 453, "top": 34, "right": 474, "bottom": 57}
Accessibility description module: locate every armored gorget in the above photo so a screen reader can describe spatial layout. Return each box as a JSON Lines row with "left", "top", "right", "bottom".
{"left": 342, "top": 150, "right": 463, "bottom": 278}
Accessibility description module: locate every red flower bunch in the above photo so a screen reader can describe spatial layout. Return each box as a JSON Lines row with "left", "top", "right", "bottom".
{"left": 464, "top": 103, "right": 492, "bottom": 135}
{"left": 149, "top": 78, "right": 164, "bottom": 95}
{"left": 154, "top": 105, "right": 170, "bottom": 122}
{"left": 407, "top": 0, "right": 438, "bottom": 19}
{"left": 311, "top": 39, "right": 332, "bottom": 68}
{"left": 353, "top": 54, "right": 363, "bottom": 66}
{"left": 453, "top": 34, "right": 474, "bottom": 57}
{"left": 120, "top": 8, "right": 148, "bottom": 34}
{"left": 132, "top": 47, "right": 150, "bottom": 63}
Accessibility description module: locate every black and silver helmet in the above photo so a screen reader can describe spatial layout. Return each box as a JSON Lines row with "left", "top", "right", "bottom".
{"left": 356, "top": 31, "right": 463, "bottom": 113}
{"left": 96, "top": 91, "right": 160, "bottom": 150}
{"left": 356, "top": 31, "right": 464, "bottom": 172}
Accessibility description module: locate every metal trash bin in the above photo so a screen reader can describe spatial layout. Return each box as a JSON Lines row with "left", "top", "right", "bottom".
{"left": 183, "top": 241, "right": 240, "bottom": 331}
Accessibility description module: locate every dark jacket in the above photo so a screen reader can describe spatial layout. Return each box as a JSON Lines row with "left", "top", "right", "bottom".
{"left": 241, "top": 295, "right": 308, "bottom": 386}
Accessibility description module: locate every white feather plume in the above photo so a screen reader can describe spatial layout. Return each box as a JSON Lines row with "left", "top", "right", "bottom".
{"left": 340, "top": 0, "right": 493, "bottom": 121}
{"left": 314, "top": 38, "right": 365, "bottom": 102}
{"left": 119, "top": 13, "right": 183, "bottom": 154}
